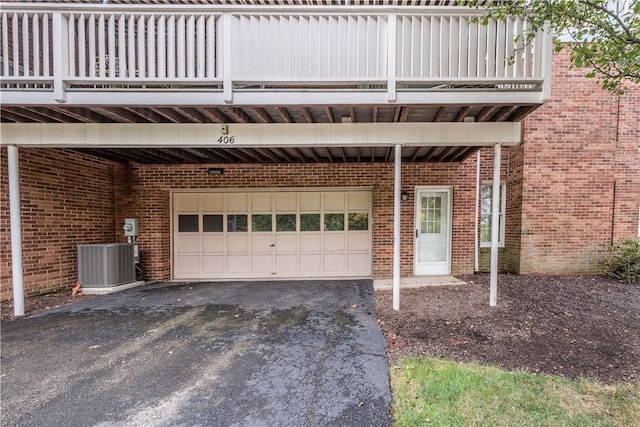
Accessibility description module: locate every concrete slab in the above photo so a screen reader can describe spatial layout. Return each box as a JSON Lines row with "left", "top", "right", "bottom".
{"left": 1, "top": 280, "right": 391, "bottom": 427}
{"left": 374, "top": 275, "right": 465, "bottom": 290}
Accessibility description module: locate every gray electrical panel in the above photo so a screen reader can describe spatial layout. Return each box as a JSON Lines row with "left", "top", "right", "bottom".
{"left": 77, "top": 243, "right": 136, "bottom": 287}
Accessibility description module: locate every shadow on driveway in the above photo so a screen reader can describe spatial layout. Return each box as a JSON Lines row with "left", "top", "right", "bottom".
{"left": 1, "top": 280, "right": 391, "bottom": 426}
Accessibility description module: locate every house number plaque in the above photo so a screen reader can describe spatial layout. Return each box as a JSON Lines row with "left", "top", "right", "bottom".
{"left": 217, "top": 136, "right": 235, "bottom": 144}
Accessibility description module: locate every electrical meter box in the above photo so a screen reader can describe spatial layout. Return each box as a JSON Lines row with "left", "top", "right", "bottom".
{"left": 123, "top": 218, "right": 139, "bottom": 237}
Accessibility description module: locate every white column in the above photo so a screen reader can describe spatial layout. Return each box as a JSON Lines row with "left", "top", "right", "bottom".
{"left": 7, "top": 145, "right": 25, "bottom": 316}
{"left": 490, "top": 143, "right": 501, "bottom": 306}
{"left": 474, "top": 150, "right": 481, "bottom": 272}
{"left": 393, "top": 143, "right": 402, "bottom": 311}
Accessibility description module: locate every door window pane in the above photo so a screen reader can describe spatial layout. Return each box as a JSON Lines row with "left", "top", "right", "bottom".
{"left": 203, "top": 214, "right": 224, "bottom": 232}
{"left": 228, "top": 214, "right": 248, "bottom": 232}
{"left": 300, "top": 214, "right": 321, "bottom": 231}
{"left": 252, "top": 214, "right": 272, "bottom": 232}
{"left": 178, "top": 215, "right": 199, "bottom": 232}
{"left": 276, "top": 214, "right": 296, "bottom": 232}
{"left": 324, "top": 213, "right": 344, "bottom": 231}
{"left": 348, "top": 213, "right": 369, "bottom": 231}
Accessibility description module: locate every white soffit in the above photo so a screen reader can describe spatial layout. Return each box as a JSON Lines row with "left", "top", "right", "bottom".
{"left": 0, "top": 122, "right": 521, "bottom": 147}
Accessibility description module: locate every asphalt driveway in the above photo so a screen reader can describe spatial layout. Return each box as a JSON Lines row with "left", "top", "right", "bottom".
{"left": 1, "top": 280, "right": 391, "bottom": 427}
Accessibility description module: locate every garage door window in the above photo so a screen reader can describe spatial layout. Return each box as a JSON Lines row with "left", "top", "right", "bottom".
{"left": 324, "top": 213, "right": 344, "bottom": 231}
{"left": 300, "top": 214, "right": 320, "bottom": 231}
{"left": 178, "top": 215, "right": 199, "bottom": 232}
{"left": 276, "top": 214, "right": 296, "bottom": 232}
{"left": 203, "top": 214, "right": 224, "bottom": 232}
{"left": 252, "top": 214, "right": 272, "bottom": 232}
{"left": 348, "top": 213, "right": 369, "bottom": 230}
{"left": 228, "top": 214, "right": 248, "bottom": 232}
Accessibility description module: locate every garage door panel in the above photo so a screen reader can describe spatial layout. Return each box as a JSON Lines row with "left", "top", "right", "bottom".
{"left": 203, "top": 256, "right": 225, "bottom": 273}
{"left": 348, "top": 234, "right": 370, "bottom": 251}
{"left": 300, "top": 254, "right": 322, "bottom": 272}
{"left": 276, "top": 254, "right": 297, "bottom": 273}
{"left": 176, "top": 235, "right": 200, "bottom": 253}
{"left": 176, "top": 255, "right": 200, "bottom": 274}
{"left": 299, "top": 192, "right": 321, "bottom": 211}
{"left": 300, "top": 234, "right": 321, "bottom": 252}
{"left": 203, "top": 235, "right": 224, "bottom": 253}
{"left": 228, "top": 235, "right": 249, "bottom": 253}
{"left": 201, "top": 193, "right": 224, "bottom": 212}
{"left": 276, "top": 193, "right": 297, "bottom": 211}
{"left": 175, "top": 193, "right": 199, "bottom": 211}
{"left": 276, "top": 234, "right": 297, "bottom": 251}
{"left": 227, "top": 193, "right": 248, "bottom": 211}
{"left": 227, "top": 255, "right": 249, "bottom": 273}
{"left": 251, "top": 193, "right": 272, "bottom": 212}
{"left": 324, "top": 234, "right": 345, "bottom": 251}
{"left": 324, "top": 192, "right": 345, "bottom": 210}
{"left": 251, "top": 254, "right": 272, "bottom": 273}
{"left": 324, "top": 254, "right": 345, "bottom": 272}
{"left": 348, "top": 191, "right": 371, "bottom": 210}
{"left": 347, "top": 253, "right": 370, "bottom": 272}
{"left": 252, "top": 234, "right": 274, "bottom": 253}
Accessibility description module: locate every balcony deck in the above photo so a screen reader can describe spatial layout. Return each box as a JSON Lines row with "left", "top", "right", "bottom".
{"left": 1, "top": 1, "right": 551, "bottom": 163}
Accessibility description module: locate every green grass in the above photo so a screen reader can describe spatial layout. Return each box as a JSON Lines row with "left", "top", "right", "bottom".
{"left": 390, "top": 357, "right": 640, "bottom": 427}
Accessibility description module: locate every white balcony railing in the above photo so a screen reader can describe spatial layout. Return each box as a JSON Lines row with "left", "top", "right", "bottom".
{"left": 0, "top": 4, "right": 552, "bottom": 105}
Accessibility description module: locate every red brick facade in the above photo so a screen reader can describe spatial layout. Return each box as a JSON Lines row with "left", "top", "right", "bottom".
{"left": 0, "top": 149, "right": 118, "bottom": 300}
{"left": 1, "top": 51, "right": 638, "bottom": 300}
{"left": 515, "top": 53, "right": 640, "bottom": 274}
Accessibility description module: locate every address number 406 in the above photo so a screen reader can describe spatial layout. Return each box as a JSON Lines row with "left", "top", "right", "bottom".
{"left": 218, "top": 136, "right": 235, "bottom": 144}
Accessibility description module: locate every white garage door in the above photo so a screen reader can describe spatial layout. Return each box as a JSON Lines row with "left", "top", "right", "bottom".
{"left": 173, "top": 190, "right": 372, "bottom": 279}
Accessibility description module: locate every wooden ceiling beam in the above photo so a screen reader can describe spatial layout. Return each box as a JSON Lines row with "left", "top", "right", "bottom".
{"left": 227, "top": 107, "right": 253, "bottom": 123}
{"left": 302, "top": 107, "right": 315, "bottom": 123}
{"left": 195, "top": 107, "right": 232, "bottom": 123}
{"left": 325, "top": 107, "right": 335, "bottom": 123}
{"left": 277, "top": 107, "right": 294, "bottom": 123}
{"left": 253, "top": 107, "right": 275, "bottom": 123}
{"left": 149, "top": 107, "right": 187, "bottom": 123}
{"left": 174, "top": 107, "right": 207, "bottom": 123}
{"left": 454, "top": 106, "right": 471, "bottom": 122}
{"left": 433, "top": 106, "right": 446, "bottom": 122}
{"left": 475, "top": 106, "right": 495, "bottom": 122}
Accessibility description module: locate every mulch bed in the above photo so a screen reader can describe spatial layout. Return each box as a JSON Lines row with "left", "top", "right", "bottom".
{"left": 376, "top": 274, "right": 640, "bottom": 384}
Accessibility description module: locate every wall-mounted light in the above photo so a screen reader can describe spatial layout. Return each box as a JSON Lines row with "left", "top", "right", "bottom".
{"left": 207, "top": 168, "right": 224, "bottom": 175}
{"left": 401, "top": 190, "right": 408, "bottom": 201}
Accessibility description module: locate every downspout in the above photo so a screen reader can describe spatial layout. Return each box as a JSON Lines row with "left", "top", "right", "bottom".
{"left": 474, "top": 150, "right": 481, "bottom": 273}
{"left": 393, "top": 143, "right": 402, "bottom": 311}
{"left": 8, "top": 145, "right": 25, "bottom": 316}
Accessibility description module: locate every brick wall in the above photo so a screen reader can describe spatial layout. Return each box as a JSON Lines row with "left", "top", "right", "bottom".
{"left": 0, "top": 148, "right": 117, "bottom": 300}
{"left": 118, "top": 161, "right": 482, "bottom": 281}
{"left": 517, "top": 51, "right": 640, "bottom": 274}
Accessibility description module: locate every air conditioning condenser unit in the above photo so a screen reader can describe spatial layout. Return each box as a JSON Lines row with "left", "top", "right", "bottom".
{"left": 77, "top": 243, "right": 136, "bottom": 287}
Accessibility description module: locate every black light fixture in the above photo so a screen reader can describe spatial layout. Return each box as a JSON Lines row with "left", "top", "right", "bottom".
{"left": 207, "top": 168, "right": 224, "bottom": 175}
{"left": 401, "top": 190, "right": 409, "bottom": 201}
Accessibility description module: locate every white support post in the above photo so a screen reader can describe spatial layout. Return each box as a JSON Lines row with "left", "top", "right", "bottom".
{"left": 474, "top": 150, "right": 480, "bottom": 273}
{"left": 393, "top": 143, "right": 402, "bottom": 311}
{"left": 7, "top": 145, "right": 25, "bottom": 317}
{"left": 489, "top": 143, "right": 501, "bottom": 306}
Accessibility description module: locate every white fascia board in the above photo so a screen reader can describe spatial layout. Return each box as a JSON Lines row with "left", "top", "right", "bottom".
{"left": 0, "top": 122, "right": 521, "bottom": 148}
{"left": 0, "top": 90, "right": 544, "bottom": 106}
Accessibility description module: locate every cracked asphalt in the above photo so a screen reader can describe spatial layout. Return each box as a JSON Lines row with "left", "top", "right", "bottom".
{"left": 1, "top": 280, "right": 391, "bottom": 426}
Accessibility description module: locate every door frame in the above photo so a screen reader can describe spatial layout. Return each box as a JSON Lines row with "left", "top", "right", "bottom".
{"left": 413, "top": 186, "right": 453, "bottom": 276}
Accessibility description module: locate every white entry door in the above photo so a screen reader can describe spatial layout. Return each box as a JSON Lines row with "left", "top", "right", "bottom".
{"left": 414, "top": 187, "right": 452, "bottom": 275}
